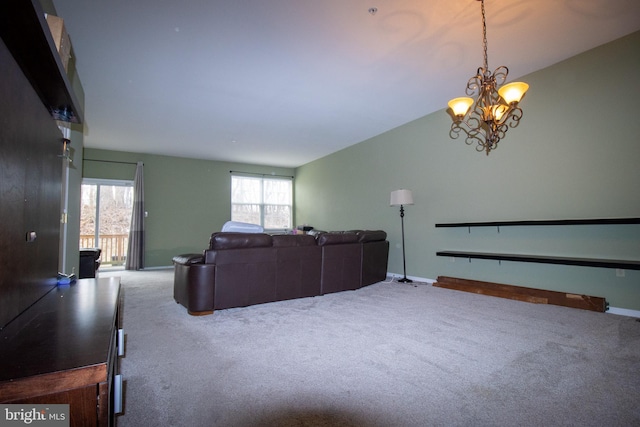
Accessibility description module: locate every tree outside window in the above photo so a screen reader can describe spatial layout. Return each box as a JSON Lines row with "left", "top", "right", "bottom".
{"left": 231, "top": 175, "right": 292, "bottom": 231}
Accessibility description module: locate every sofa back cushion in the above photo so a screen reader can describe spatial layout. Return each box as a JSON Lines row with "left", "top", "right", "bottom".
{"left": 356, "top": 230, "right": 387, "bottom": 243}
{"left": 316, "top": 232, "right": 358, "bottom": 246}
{"left": 209, "top": 232, "right": 272, "bottom": 250}
{"left": 272, "top": 234, "right": 317, "bottom": 247}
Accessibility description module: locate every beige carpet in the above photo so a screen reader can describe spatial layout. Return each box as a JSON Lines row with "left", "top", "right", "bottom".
{"left": 103, "top": 268, "right": 640, "bottom": 427}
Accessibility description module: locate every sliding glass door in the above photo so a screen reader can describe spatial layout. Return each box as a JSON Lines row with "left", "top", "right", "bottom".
{"left": 80, "top": 179, "right": 133, "bottom": 269}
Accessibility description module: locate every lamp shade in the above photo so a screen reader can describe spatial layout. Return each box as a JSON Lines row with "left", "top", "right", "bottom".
{"left": 498, "top": 82, "right": 529, "bottom": 104}
{"left": 390, "top": 189, "right": 414, "bottom": 206}
{"left": 491, "top": 104, "right": 508, "bottom": 121}
{"left": 448, "top": 97, "right": 474, "bottom": 117}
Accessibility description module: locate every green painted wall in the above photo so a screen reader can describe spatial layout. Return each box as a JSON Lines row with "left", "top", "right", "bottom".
{"left": 295, "top": 31, "right": 640, "bottom": 310}
{"left": 83, "top": 149, "right": 294, "bottom": 267}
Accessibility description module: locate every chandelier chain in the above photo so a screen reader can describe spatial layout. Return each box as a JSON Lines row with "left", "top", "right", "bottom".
{"left": 481, "top": 0, "right": 488, "bottom": 71}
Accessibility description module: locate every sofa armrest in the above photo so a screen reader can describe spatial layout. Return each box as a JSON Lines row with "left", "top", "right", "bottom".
{"left": 173, "top": 256, "right": 216, "bottom": 315}
{"left": 172, "top": 253, "right": 204, "bottom": 265}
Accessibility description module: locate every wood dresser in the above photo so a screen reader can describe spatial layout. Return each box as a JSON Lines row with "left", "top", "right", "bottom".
{"left": 0, "top": 277, "right": 123, "bottom": 426}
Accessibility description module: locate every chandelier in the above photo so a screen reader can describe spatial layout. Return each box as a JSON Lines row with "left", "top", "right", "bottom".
{"left": 448, "top": 0, "right": 529, "bottom": 155}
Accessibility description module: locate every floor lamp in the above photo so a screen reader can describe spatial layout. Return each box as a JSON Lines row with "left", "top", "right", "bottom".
{"left": 390, "top": 189, "right": 414, "bottom": 283}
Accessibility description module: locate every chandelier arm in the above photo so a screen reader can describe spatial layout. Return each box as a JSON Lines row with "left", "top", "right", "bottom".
{"left": 498, "top": 105, "right": 524, "bottom": 128}
{"left": 493, "top": 123, "right": 508, "bottom": 141}
{"left": 449, "top": 116, "right": 501, "bottom": 155}
{"left": 493, "top": 66, "right": 509, "bottom": 87}
{"left": 465, "top": 71, "right": 483, "bottom": 97}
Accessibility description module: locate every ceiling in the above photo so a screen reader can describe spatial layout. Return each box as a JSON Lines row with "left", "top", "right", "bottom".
{"left": 51, "top": 0, "right": 640, "bottom": 168}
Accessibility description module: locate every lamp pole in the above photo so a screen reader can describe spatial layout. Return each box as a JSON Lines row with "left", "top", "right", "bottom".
{"left": 398, "top": 204, "right": 412, "bottom": 283}
{"left": 390, "top": 189, "right": 414, "bottom": 283}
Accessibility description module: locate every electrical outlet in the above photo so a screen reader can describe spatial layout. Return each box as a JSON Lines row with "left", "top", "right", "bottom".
{"left": 616, "top": 269, "right": 625, "bottom": 277}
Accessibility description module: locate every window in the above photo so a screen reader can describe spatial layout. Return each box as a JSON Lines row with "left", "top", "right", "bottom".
{"left": 80, "top": 179, "right": 134, "bottom": 268}
{"left": 231, "top": 175, "right": 293, "bottom": 231}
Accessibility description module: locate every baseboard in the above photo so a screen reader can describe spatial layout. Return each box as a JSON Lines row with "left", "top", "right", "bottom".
{"left": 386, "top": 272, "right": 436, "bottom": 284}
{"left": 141, "top": 265, "right": 174, "bottom": 271}
{"left": 607, "top": 307, "right": 640, "bottom": 318}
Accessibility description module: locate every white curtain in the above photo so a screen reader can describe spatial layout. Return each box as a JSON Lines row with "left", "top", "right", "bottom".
{"left": 125, "top": 162, "right": 144, "bottom": 270}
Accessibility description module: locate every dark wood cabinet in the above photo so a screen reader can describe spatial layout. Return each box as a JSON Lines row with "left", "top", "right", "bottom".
{"left": 0, "top": 278, "right": 123, "bottom": 427}
{"left": 0, "top": 3, "right": 111, "bottom": 423}
{"left": 1, "top": 0, "right": 85, "bottom": 329}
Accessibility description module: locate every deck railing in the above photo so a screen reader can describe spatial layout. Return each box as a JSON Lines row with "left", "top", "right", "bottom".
{"left": 80, "top": 234, "right": 128, "bottom": 265}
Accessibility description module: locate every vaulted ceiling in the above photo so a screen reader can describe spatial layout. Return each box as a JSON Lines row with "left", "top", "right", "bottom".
{"left": 52, "top": 0, "right": 640, "bottom": 167}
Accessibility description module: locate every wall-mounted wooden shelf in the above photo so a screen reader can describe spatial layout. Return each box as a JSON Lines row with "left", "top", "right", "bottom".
{"left": 436, "top": 250, "right": 640, "bottom": 271}
{"left": 435, "top": 217, "right": 640, "bottom": 228}
{"left": 0, "top": 0, "right": 83, "bottom": 123}
{"left": 436, "top": 217, "right": 639, "bottom": 271}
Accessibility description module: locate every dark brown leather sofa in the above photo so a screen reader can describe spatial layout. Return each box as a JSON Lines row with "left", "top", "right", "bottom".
{"left": 173, "top": 230, "right": 389, "bottom": 315}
